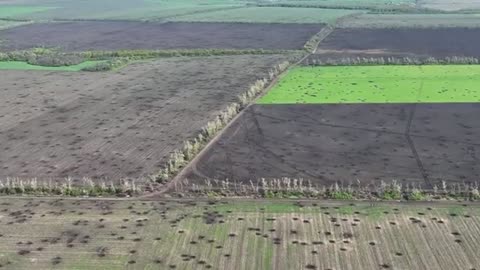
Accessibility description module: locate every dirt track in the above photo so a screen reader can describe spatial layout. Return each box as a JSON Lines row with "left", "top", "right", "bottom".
{"left": 0, "top": 55, "right": 291, "bottom": 183}
{"left": 0, "top": 21, "right": 324, "bottom": 51}
{"left": 309, "top": 27, "right": 480, "bottom": 61}
{"left": 183, "top": 104, "right": 480, "bottom": 188}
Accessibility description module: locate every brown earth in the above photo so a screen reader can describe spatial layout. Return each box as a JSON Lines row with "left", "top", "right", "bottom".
{"left": 309, "top": 28, "right": 480, "bottom": 61}
{"left": 183, "top": 104, "right": 480, "bottom": 188}
{"left": 0, "top": 54, "right": 291, "bottom": 183}
{"left": 0, "top": 21, "right": 324, "bottom": 51}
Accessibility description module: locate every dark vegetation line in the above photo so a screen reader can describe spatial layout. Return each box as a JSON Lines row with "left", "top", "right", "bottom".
{"left": 303, "top": 56, "right": 480, "bottom": 66}
{"left": 171, "top": 177, "right": 480, "bottom": 201}
{"left": 0, "top": 178, "right": 140, "bottom": 196}
{"left": 0, "top": 48, "right": 301, "bottom": 71}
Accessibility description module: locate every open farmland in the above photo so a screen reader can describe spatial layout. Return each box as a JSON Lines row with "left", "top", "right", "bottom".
{"left": 169, "top": 7, "right": 360, "bottom": 24}
{"left": 182, "top": 65, "right": 480, "bottom": 188}
{"left": 257, "top": 0, "right": 415, "bottom": 8}
{"left": 418, "top": 0, "right": 480, "bottom": 11}
{"left": 259, "top": 66, "right": 480, "bottom": 104}
{"left": 338, "top": 14, "right": 480, "bottom": 28}
{"left": 0, "top": 0, "right": 247, "bottom": 20}
{"left": 0, "top": 21, "right": 323, "bottom": 51}
{"left": 0, "top": 198, "right": 478, "bottom": 269}
{"left": 311, "top": 28, "right": 480, "bottom": 60}
{"left": 0, "top": 54, "right": 291, "bottom": 183}
{"left": 182, "top": 103, "right": 480, "bottom": 187}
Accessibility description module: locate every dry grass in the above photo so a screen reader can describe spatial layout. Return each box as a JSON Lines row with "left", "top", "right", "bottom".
{"left": 0, "top": 198, "right": 478, "bottom": 269}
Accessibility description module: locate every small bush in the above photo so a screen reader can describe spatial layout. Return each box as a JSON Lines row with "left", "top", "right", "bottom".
{"left": 408, "top": 189, "right": 427, "bottom": 201}
{"left": 329, "top": 191, "right": 354, "bottom": 200}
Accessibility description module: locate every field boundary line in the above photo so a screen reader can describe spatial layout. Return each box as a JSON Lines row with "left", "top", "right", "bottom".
{"left": 144, "top": 53, "right": 311, "bottom": 198}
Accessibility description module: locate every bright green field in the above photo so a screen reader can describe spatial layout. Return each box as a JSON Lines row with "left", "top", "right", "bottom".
{"left": 170, "top": 7, "right": 360, "bottom": 23}
{"left": 1, "top": 0, "right": 248, "bottom": 20}
{"left": 258, "top": 65, "right": 480, "bottom": 104}
{"left": 0, "top": 5, "right": 55, "bottom": 18}
{"left": 0, "top": 61, "right": 105, "bottom": 71}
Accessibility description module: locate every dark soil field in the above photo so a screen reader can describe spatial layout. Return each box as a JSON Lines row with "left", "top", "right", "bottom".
{"left": 0, "top": 55, "right": 290, "bottom": 183}
{"left": 310, "top": 28, "right": 480, "bottom": 61}
{"left": 184, "top": 104, "right": 480, "bottom": 188}
{"left": 0, "top": 21, "right": 324, "bottom": 51}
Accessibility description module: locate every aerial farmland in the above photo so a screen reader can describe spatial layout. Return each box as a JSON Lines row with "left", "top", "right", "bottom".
{"left": 0, "top": 0, "right": 479, "bottom": 269}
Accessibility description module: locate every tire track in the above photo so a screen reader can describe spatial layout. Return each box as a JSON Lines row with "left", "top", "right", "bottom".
{"left": 405, "top": 85, "right": 431, "bottom": 187}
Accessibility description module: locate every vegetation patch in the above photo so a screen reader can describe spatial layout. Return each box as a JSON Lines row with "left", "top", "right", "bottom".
{"left": 258, "top": 65, "right": 480, "bottom": 104}
{"left": 0, "top": 60, "right": 105, "bottom": 71}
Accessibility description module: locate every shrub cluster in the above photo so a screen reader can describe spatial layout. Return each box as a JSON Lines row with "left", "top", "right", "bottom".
{"left": 0, "top": 49, "right": 84, "bottom": 66}
{"left": 81, "top": 58, "right": 129, "bottom": 71}
{"left": 0, "top": 177, "right": 140, "bottom": 197}
{"left": 303, "top": 25, "right": 334, "bottom": 53}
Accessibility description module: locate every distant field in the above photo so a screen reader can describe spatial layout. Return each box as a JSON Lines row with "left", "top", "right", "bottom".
{"left": 170, "top": 7, "right": 360, "bottom": 24}
{"left": 259, "top": 0, "right": 415, "bottom": 8}
{"left": 0, "top": 198, "right": 478, "bottom": 269}
{"left": 0, "top": 61, "right": 104, "bottom": 71}
{"left": 339, "top": 13, "right": 480, "bottom": 28}
{"left": 258, "top": 65, "right": 480, "bottom": 104}
{"left": 311, "top": 27, "right": 480, "bottom": 60}
{"left": 0, "top": 0, "right": 248, "bottom": 20}
{"left": 0, "top": 21, "right": 323, "bottom": 51}
{"left": 0, "top": 5, "right": 54, "bottom": 18}
{"left": 418, "top": 0, "right": 480, "bottom": 11}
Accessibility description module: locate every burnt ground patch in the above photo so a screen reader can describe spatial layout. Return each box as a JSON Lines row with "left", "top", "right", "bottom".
{"left": 307, "top": 28, "right": 480, "bottom": 62}
{"left": 0, "top": 21, "right": 323, "bottom": 51}
{"left": 183, "top": 104, "right": 480, "bottom": 188}
{"left": 0, "top": 55, "right": 290, "bottom": 183}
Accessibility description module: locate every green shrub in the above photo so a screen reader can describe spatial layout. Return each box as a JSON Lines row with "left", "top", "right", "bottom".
{"left": 329, "top": 191, "right": 354, "bottom": 200}
{"left": 408, "top": 189, "right": 427, "bottom": 201}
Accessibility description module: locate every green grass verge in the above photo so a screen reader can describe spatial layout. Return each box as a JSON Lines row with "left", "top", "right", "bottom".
{"left": 258, "top": 65, "right": 480, "bottom": 104}
{"left": 0, "top": 60, "right": 106, "bottom": 71}
{"left": 170, "top": 7, "right": 360, "bottom": 24}
{"left": 0, "top": 19, "right": 32, "bottom": 30}
{"left": 0, "top": 6, "right": 55, "bottom": 18}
